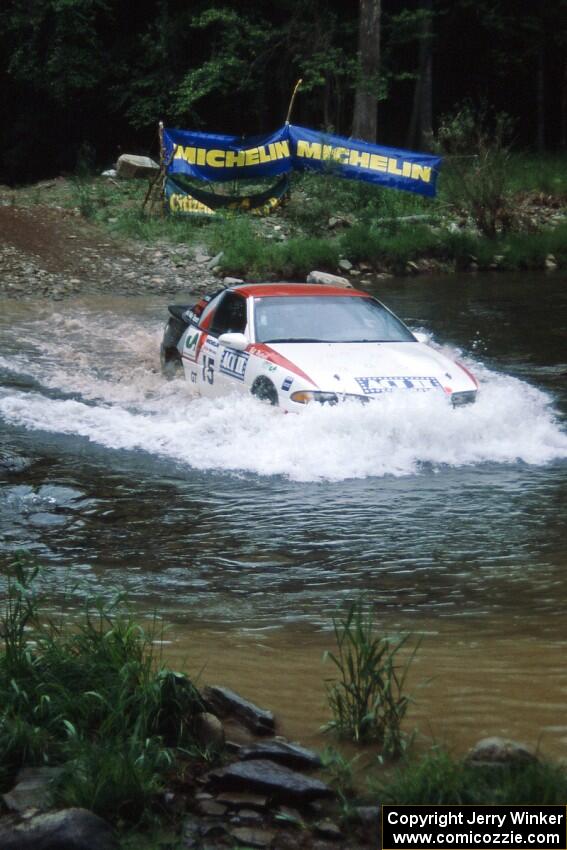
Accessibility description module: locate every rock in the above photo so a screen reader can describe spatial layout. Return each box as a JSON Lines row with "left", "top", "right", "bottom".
{"left": 328, "top": 216, "right": 351, "bottom": 230}
{"left": 182, "top": 815, "right": 201, "bottom": 849}
{"left": 116, "top": 154, "right": 160, "bottom": 179}
{"left": 215, "top": 791, "right": 268, "bottom": 810}
{"left": 205, "top": 759, "right": 334, "bottom": 803}
{"left": 223, "top": 276, "right": 244, "bottom": 285}
{"left": 101, "top": 169, "right": 117, "bottom": 178}
{"left": 238, "top": 741, "right": 322, "bottom": 771}
{"left": 355, "top": 806, "right": 381, "bottom": 843}
{"left": 465, "top": 737, "right": 538, "bottom": 767}
{"left": 229, "top": 826, "right": 276, "bottom": 848}
{"left": 545, "top": 254, "right": 558, "bottom": 271}
{"left": 2, "top": 766, "right": 59, "bottom": 814}
{"left": 0, "top": 450, "right": 33, "bottom": 473}
{"left": 194, "top": 251, "right": 210, "bottom": 264}
{"left": 195, "top": 712, "right": 225, "bottom": 750}
{"left": 197, "top": 799, "right": 227, "bottom": 816}
{"left": 204, "top": 686, "right": 275, "bottom": 735}
{"left": 338, "top": 259, "right": 353, "bottom": 272}
{"left": 314, "top": 819, "right": 342, "bottom": 840}
{"left": 356, "top": 805, "right": 381, "bottom": 826}
{"left": 405, "top": 261, "right": 419, "bottom": 274}
{"left": 207, "top": 252, "right": 224, "bottom": 269}
{"left": 306, "top": 271, "right": 352, "bottom": 289}
{"left": 0, "top": 808, "right": 117, "bottom": 850}
{"left": 233, "top": 808, "right": 264, "bottom": 824}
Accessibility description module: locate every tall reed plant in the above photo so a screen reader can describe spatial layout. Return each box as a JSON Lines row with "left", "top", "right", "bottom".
{"left": 323, "top": 601, "right": 418, "bottom": 757}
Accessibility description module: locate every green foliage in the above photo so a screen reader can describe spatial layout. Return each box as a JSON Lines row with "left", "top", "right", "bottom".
{"left": 208, "top": 215, "right": 340, "bottom": 277}
{"left": 375, "top": 749, "right": 567, "bottom": 805}
{"left": 322, "top": 601, "right": 418, "bottom": 756}
{"left": 54, "top": 737, "right": 172, "bottom": 823}
{"left": 321, "top": 747, "right": 359, "bottom": 800}
{"left": 435, "top": 104, "right": 514, "bottom": 237}
{"left": 341, "top": 224, "right": 439, "bottom": 271}
{"left": 504, "top": 154, "right": 567, "bottom": 196}
{"left": 0, "top": 555, "right": 205, "bottom": 822}
{"left": 174, "top": 7, "right": 273, "bottom": 123}
{"left": 3, "top": 0, "right": 111, "bottom": 103}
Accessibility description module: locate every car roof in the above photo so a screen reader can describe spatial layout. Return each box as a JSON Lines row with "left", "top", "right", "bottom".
{"left": 230, "top": 283, "right": 370, "bottom": 298}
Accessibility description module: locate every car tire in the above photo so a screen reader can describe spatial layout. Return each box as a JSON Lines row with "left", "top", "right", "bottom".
{"left": 251, "top": 376, "right": 279, "bottom": 406}
{"left": 160, "top": 344, "right": 183, "bottom": 379}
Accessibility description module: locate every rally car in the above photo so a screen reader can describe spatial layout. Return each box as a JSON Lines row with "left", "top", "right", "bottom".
{"left": 160, "top": 283, "right": 478, "bottom": 411}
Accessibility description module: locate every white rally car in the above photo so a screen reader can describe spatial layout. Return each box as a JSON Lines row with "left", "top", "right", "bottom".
{"left": 160, "top": 283, "right": 478, "bottom": 411}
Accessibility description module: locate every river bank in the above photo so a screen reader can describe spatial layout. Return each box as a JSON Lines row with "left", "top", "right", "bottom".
{"left": 1, "top": 159, "right": 566, "bottom": 301}
{"left": 2, "top": 561, "right": 567, "bottom": 850}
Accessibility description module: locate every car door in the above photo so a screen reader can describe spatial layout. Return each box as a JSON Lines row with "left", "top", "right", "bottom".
{"left": 181, "top": 290, "right": 249, "bottom": 398}
{"left": 206, "top": 291, "right": 250, "bottom": 397}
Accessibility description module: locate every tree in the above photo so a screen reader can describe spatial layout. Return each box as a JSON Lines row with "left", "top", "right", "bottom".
{"left": 352, "top": 0, "right": 381, "bottom": 142}
{"left": 406, "top": 0, "right": 434, "bottom": 150}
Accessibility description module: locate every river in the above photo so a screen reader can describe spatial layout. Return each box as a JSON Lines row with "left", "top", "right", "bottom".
{"left": 1, "top": 272, "right": 566, "bottom": 756}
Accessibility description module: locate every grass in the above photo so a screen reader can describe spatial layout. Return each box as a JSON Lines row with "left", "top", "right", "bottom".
{"left": 322, "top": 601, "right": 418, "bottom": 756}
{"left": 1, "top": 151, "right": 565, "bottom": 279}
{"left": 374, "top": 748, "right": 567, "bottom": 805}
{"left": 0, "top": 554, "right": 207, "bottom": 823}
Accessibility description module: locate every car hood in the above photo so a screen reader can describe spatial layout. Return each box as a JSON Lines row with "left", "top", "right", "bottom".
{"left": 268, "top": 341, "right": 475, "bottom": 395}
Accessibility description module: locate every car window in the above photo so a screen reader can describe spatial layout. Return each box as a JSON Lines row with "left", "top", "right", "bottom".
{"left": 254, "top": 296, "right": 415, "bottom": 343}
{"left": 208, "top": 292, "right": 248, "bottom": 337}
{"left": 198, "top": 292, "right": 224, "bottom": 329}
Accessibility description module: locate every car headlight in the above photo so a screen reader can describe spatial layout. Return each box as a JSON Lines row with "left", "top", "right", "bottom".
{"left": 291, "top": 391, "right": 339, "bottom": 405}
{"left": 290, "top": 391, "right": 369, "bottom": 406}
{"left": 451, "top": 390, "right": 477, "bottom": 407}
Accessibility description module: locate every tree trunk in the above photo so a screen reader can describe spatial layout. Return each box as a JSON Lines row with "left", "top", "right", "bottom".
{"left": 352, "top": 0, "right": 381, "bottom": 143}
{"left": 406, "top": 0, "right": 433, "bottom": 150}
{"left": 560, "top": 58, "right": 567, "bottom": 149}
{"left": 536, "top": 40, "right": 545, "bottom": 152}
{"left": 419, "top": 0, "right": 433, "bottom": 148}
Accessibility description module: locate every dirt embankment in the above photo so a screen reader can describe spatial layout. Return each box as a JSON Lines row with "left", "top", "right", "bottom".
{"left": 0, "top": 205, "right": 218, "bottom": 300}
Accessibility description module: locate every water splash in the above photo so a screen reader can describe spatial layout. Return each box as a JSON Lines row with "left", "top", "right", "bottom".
{"left": 1, "top": 303, "right": 566, "bottom": 482}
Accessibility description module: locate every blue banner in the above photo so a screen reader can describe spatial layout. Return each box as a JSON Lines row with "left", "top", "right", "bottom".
{"left": 164, "top": 124, "right": 441, "bottom": 197}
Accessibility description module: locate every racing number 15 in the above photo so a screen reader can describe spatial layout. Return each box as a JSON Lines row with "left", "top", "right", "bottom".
{"left": 202, "top": 355, "right": 214, "bottom": 385}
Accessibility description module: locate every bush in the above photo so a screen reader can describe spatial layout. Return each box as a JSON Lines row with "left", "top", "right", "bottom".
{"left": 341, "top": 224, "right": 439, "bottom": 271}
{"left": 322, "top": 601, "right": 418, "bottom": 756}
{"left": 375, "top": 749, "right": 567, "bottom": 805}
{"left": 436, "top": 104, "right": 514, "bottom": 237}
{"left": 0, "top": 555, "right": 205, "bottom": 822}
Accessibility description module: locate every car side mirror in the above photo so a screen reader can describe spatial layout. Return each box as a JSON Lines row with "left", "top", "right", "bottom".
{"left": 218, "top": 332, "right": 248, "bottom": 351}
{"left": 413, "top": 332, "right": 429, "bottom": 344}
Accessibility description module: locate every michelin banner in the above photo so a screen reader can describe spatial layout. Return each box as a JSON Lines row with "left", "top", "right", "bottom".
{"left": 165, "top": 174, "right": 290, "bottom": 217}
{"left": 164, "top": 124, "right": 441, "bottom": 198}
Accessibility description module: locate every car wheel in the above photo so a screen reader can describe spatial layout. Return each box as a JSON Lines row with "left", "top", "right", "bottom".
{"left": 251, "top": 376, "right": 278, "bottom": 406}
{"left": 160, "top": 344, "right": 183, "bottom": 379}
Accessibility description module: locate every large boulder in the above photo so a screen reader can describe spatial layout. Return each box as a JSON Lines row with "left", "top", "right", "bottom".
{"left": 0, "top": 808, "right": 117, "bottom": 850}
{"left": 116, "top": 154, "right": 160, "bottom": 179}
{"left": 204, "top": 686, "right": 275, "bottom": 736}
{"left": 306, "top": 271, "right": 353, "bottom": 289}
{"left": 194, "top": 712, "right": 225, "bottom": 750}
{"left": 238, "top": 741, "right": 322, "bottom": 771}
{"left": 2, "top": 766, "right": 60, "bottom": 814}
{"left": 205, "top": 759, "right": 334, "bottom": 804}
{"left": 465, "top": 737, "right": 538, "bottom": 767}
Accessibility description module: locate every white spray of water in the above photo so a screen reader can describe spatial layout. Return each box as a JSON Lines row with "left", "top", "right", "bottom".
{"left": 1, "top": 305, "right": 566, "bottom": 481}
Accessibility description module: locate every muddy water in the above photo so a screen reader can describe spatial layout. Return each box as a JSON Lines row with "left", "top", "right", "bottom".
{"left": 0, "top": 272, "right": 566, "bottom": 756}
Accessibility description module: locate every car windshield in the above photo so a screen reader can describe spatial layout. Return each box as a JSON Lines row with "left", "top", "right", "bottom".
{"left": 254, "top": 295, "right": 416, "bottom": 343}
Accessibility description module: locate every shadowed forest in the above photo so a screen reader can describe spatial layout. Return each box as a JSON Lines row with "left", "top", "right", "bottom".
{"left": 1, "top": 0, "right": 566, "bottom": 184}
